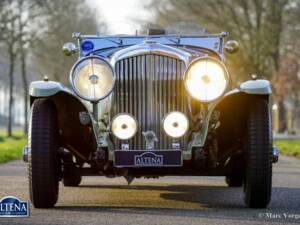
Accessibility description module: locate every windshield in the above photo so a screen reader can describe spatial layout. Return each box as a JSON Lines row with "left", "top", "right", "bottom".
{"left": 98, "top": 21, "right": 208, "bottom": 36}
{"left": 98, "top": 21, "right": 140, "bottom": 36}
{"left": 165, "top": 22, "right": 207, "bottom": 35}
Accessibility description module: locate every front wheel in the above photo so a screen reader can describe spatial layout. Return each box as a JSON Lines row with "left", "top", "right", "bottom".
{"left": 28, "top": 99, "right": 60, "bottom": 208}
{"left": 243, "top": 99, "right": 272, "bottom": 208}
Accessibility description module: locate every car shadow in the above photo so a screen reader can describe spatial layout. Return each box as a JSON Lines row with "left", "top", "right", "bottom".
{"left": 77, "top": 184, "right": 244, "bottom": 208}
{"left": 56, "top": 184, "right": 300, "bottom": 222}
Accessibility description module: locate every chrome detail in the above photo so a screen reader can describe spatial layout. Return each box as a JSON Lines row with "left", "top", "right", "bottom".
{"left": 23, "top": 145, "right": 29, "bottom": 162}
{"left": 224, "top": 40, "right": 239, "bottom": 54}
{"left": 172, "top": 142, "right": 180, "bottom": 149}
{"left": 79, "top": 111, "right": 91, "bottom": 125}
{"left": 111, "top": 42, "right": 191, "bottom": 66}
{"left": 78, "top": 33, "right": 227, "bottom": 58}
{"left": 78, "top": 32, "right": 229, "bottom": 39}
{"left": 183, "top": 56, "right": 229, "bottom": 102}
{"left": 111, "top": 113, "right": 138, "bottom": 140}
{"left": 69, "top": 55, "right": 116, "bottom": 102}
{"left": 251, "top": 74, "right": 258, "bottom": 80}
{"left": 98, "top": 125, "right": 110, "bottom": 147}
{"left": 162, "top": 111, "right": 189, "bottom": 138}
{"left": 62, "top": 42, "right": 78, "bottom": 56}
{"left": 92, "top": 102, "right": 98, "bottom": 120}
{"left": 89, "top": 74, "right": 99, "bottom": 84}
{"left": 43, "top": 75, "right": 49, "bottom": 82}
{"left": 121, "top": 143, "right": 129, "bottom": 150}
{"left": 272, "top": 146, "right": 279, "bottom": 163}
{"left": 72, "top": 32, "right": 81, "bottom": 39}
{"left": 112, "top": 54, "right": 189, "bottom": 150}
{"left": 144, "top": 39, "right": 157, "bottom": 44}
{"left": 220, "top": 31, "right": 229, "bottom": 37}
{"left": 142, "top": 131, "right": 158, "bottom": 150}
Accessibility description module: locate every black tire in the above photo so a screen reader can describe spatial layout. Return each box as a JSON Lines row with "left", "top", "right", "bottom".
{"left": 63, "top": 175, "right": 82, "bottom": 187}
{"left": 28, "top": 99, "right": 60, "bottom": 208}
{"left": 243, "top": 99, "right": 272, "bottom": 208}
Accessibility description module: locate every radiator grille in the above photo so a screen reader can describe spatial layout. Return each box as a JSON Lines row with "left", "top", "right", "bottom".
{"left": 112, "top": 54, "right": 188, "bottom": 150}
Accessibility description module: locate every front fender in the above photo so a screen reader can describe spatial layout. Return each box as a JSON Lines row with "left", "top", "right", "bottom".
{"left": 190, "top": 80, "right": 271, "bottom": 150}
{"left": 29, "top": 80, "right": 97, "bottom": 161}
{"left": 239, "top": 79, "right": 272, "bottom": 95}
{"left": 30, "top": 80, "right": 67, "bottom": 97}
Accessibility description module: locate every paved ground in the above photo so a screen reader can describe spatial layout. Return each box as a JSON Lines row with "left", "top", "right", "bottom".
{"left": 0, "top": 155, "right": 299, "bottom": 225}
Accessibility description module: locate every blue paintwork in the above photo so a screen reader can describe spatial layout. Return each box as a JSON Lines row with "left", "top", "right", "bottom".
{"left": 81, "top": 40, "right": 94, "bottom": 52}
{"left": 78, "top": 35, "right": 224, "bottom": 58}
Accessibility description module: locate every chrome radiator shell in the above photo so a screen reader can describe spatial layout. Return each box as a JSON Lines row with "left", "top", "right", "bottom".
{"left": 112, "top": 54, "right": 189, "bottom": 150}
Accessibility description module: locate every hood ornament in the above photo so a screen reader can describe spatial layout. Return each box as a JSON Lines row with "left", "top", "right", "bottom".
{"left": 142, "top": 131, "right": 158, "bottom": 150}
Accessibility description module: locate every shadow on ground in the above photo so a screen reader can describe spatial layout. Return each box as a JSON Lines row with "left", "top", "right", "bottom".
{"left": 55, "top": 184, "right": 300, "bottom": 222}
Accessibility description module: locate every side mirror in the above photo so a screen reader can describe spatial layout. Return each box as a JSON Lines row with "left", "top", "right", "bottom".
{"left": 225, "top": 40, "right": 239, "bottom": 54}
{"left": 62, "top": 42, "right": 78, "bottom": 56}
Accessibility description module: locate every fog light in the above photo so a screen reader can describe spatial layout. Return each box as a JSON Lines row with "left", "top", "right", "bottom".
{"left": 111, "top": 114, "right": 138, "bottom": 140}
{"left": 163, "top": 112, "right": 189, "bottom": 138}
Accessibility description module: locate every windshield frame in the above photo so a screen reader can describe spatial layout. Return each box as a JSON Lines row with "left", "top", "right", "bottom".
{"left": 75, "top": 32, "right": 228, "bottom": 59}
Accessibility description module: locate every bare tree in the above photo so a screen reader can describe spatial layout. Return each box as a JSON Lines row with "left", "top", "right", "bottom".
{"left": 16, "top": 0, "right": 44, "bottom": 134}
{"left": 0, "top": 0, "right": 100, "bottom": 136}
{"left": 0, "top": 0, "right": 19, "bottom": 137}
{"left": 272, "top": 52, "right": 300, "bottom": 132}
{"left": 147, "top": 0, "right": 289, "bottom": 80}
{"left": 33, "top": 0, "right": 100, "bottom": 84}
{"left": 146, "top": 0, "right": 295, "bottom": 133}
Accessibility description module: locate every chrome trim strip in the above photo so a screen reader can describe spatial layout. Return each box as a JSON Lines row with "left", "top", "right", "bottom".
{"left": 111, "top": 41, "right": 191, "bottom": 66}
{"left": 76, "top": 32, "right": 228, "bottom": 39}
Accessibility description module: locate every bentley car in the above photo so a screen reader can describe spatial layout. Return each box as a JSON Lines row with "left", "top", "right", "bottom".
{"left": 24, "top": 29, "right": 278, "bottom": 209}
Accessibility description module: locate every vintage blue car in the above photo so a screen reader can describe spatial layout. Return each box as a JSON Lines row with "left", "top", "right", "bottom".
{"left": 24, "top": 29, "right": 278, "bottom": 208}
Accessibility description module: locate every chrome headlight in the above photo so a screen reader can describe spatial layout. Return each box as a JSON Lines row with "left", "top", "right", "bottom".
{"left": 184, "top": 57, "right": 229, "bottom": 102}
{"left": 70, "top": 56, "right": 115, "bottom": 102}
{"left": 163, "top": 111, "right": 189, "bottom": 138}
{"left": 111, "top": 114, "right": 138, "bottom": 140}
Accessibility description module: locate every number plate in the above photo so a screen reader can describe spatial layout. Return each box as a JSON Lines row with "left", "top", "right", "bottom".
{"left": 114, "top": 150, "right": 182, "bottom": 167}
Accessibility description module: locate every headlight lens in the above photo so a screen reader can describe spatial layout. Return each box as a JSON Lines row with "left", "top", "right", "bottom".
{"left": 163, "top": 111, "right": 189, "bottom": 138}
{"left": 111, "top": 114, "right": 138, "bottom": 140}
{"left": 70, "top": 56, "right": 115, "bottom": 102}
{"left": 184, "top": 57, "right": 229, "bottom": 102}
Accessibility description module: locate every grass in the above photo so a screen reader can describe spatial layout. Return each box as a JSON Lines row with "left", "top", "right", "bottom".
{"left": 274, "top": 139, "right": 300, "bottom": 159}
{"left": 0, "top": 131, "right": 27, "bottom": 163}
{"left": 0, "top": 131, "right": 299, "bottom": 163}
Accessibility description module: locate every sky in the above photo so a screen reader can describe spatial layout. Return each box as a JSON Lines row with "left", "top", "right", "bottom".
{"left": 87, "top": 0, "right": 153, "bottom": 34}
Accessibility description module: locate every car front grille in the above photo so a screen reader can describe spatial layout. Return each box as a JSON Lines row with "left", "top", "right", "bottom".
{"left": 112, "top": 54, "right": 189, "bottom": 150}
